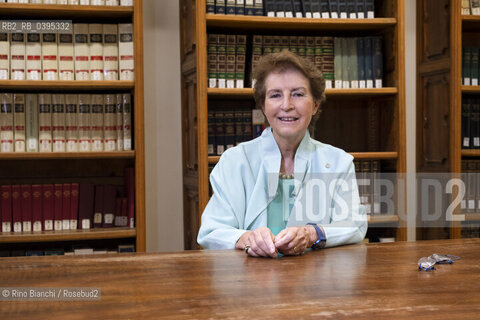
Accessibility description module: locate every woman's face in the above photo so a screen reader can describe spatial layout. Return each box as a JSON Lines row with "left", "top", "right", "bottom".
{"left": 263, "top": 69, "right": 319, "bottom": 147}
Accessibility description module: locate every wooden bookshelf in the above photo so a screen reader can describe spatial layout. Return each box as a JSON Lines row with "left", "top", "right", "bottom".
{"left": 368, "top": 215, "right": 400, "bottom": 224}
{"left": 0, "top": 1, "right": 145, "bottom": 252}
{"left": 181, "top": 0, "right": 406, "bottom": 249}
{"left": 0, "top": 228, "right": 136, "bottom": 244}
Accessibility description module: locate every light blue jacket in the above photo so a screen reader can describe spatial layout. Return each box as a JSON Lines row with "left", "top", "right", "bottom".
{"left": 198, "top": 128, "right": 368, "bottom": 249}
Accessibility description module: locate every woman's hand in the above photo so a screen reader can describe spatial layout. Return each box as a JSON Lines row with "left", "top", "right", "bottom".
{"left": 274, "top": 226, "right": 315, "bottom": 256}
{"left": 235, "top": 227, "right": 277, "bottom": 258}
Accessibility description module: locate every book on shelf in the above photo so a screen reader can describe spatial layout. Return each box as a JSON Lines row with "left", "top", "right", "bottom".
{"left": 104, "top": 94, "right": 117, "bottom": 151}
{"left": 471, "top": 97, "right": 480, "bottom": 149}
{"left": 207, "top": 0, "right": 216, "bottom": 14}
{"left": 226, "top": 35, "right": 236, "bottom": 88}
{"left": 462, "top": 97, "right": 471, "bottom": 148}
{"left": 0, "top": 93, "right": 14, "bottom": 152}
{"left": 125, "top": 167, "right": 135, "bottom": 228}
{"left": 118, "top": 23, "right": 134, "bottom": 81}
{"left": 42, "top": 33, "right": 58, "bottom": 81}
{"left": 65, "top": 94, "right": 78, "bottom": 152}
{"left": 471, "top": 0, "right": 480, "bottom": 15}
{"left": 94, "top": 184, "right": 104, "bottom": 228}
{"left": 10, "top": 32, "right": 25, "bottom": 80}
{"left": 0, "top": 32, "right": 8, "bottom": 80}
{"left": 54, "top": 184, "right": 63, "bottom": 231}
{"left": 74, "top": 23, "right": 90, "bottom": 81}
{"left": 1, "top": 185, "right": 12, "bottom": 233}
{"left": 89, "top": 24, "right": 104, "bottom": 81}
{"left": 226, "top": 0, "right": 236, "bottom": 15}
{"left": 115, "top": 93, "right": 124, "bottom": 151}
{"left": 38, "top": 93, "right": 52, "bottom": 152}
{"left": 25, "top": 94, "right": 39, "bottom": 152}
{"left": 292, "top": 0, "right": 303, "bottom": 18}
{"left": 338, "top": 0, "right": 348, "bottom": 19}
{"left": 58, "top": 33, "right": 74, "bottom": 81}
{"left": 463, "top": 0, "right": 471, "bottom": 15}
{"left": 103, "top": 184, "right": 116, "bottom": 228}
{"left": 462, "top": 46, "right": 480, "bottom": 86}
{"left": 236, "top": 35, "right": 246, "bottom": 88}
{"left": 216, "top": 0, "right": 226, "bottom": 14}
{"left": 42, "top": 184, "right": 54, "bottom": 231}
{"left": 253, "top": 0, "right": 263, "bottom": 15}
{"left": 217, "top": 34, "right": 227, "bottom": 88}
{"left": 252, "top": 109, "right": 265, "bottom": 138}
{"left": 13, "top": 93, "right": 26, "bottom": 152}
{"left": 207, "top": 34, "right": 218, "bottom": 88}
{"left": 122, "top": 93, "right": 132, "bottom": 150}
{"left": 372, "top": 36, "right": 383, "bottom": 88}
{"left": 32, "top": 184, "right": 42, "bottom": 232}
{"left": 26, "top": 33, "right": 41, "bottom": 81}
{"left": 91, "top": 94, "right": 105, "bottom": 151}
{"left": 208, "top": 111, "right": 215, "bottom": 155}
{"left": 103, "top": 24, "right": 119, "bottom": 81}
{"left": 21, "top": 185, "right": 32, "bottom": 232}
{"left": 62, "top": 183, "right": 71, "bottom": 231}
{"left": 79, "top": 183, "right": 94, "bottom": 229}
{"left": 356, "top": 0, "right": 365, "bottom": 19}
{"left": 78, "top": 93, "right": 91, "bottom": 151}
{"left": 70, "top": 183, "right": 79, "bottom": 230}
{"left": 52, "top": 94, "right": 66, "bottom": 152}
{"left": 236, "top": 0, "right": 245, "bottom": 15}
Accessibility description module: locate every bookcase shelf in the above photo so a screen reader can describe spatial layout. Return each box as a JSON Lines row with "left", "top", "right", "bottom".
{"left": 207, "top": 87, "right": 398, "bottom": 99}
{"left": 181, "top": 0, "right": 406, "bottom": 249}
{"left": 0, "top": 80, "right": 134, "bottom": 91}
{"left": 206, "top": 15, "right": 397, "bottom": 31}
{"left": 0, "top": 0, "right": 145, "bottom": 254}
{"left": 0, "top": 3, "right": 133, "bottom": 19}
{"left": 0, "top": 228, "right": 136, "bottom": 244}
{"left": 461, "top": 149, "right": 480, "bottom": 157}
{"left": 208, "top": 152, "right": 398, "bottom": 164}
{"left": 0, "top": 151, "right": 135, "bottom": 160}
{"left": 461, "top": 85, "right": 480, "bottom": 93}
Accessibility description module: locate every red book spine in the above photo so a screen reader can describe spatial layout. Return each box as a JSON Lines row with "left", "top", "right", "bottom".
{"left": 121, "top": 197, "right": 128, "bottom": 227}
{"left": 42, "top": 184, "right": 54, "bottom": 231}
{"left": 21, "top": 185, "right": 32, "bottom": 232}
{"left": 94, "top": 185, "right": 104, "bottom": 228}
{"left": 102, "top": 185, "right": 116, "bottom": 228}
{"left": 1, "top": 185, "right": 12, "bottom": 233}
{"left": 62, "top": 184, "right": 71, "bottom": 230}
{"left": 125, "top": 167, "right": 135, "bottom": 228}
{"left": 70, "top": 183, "right": 79, "bottom": 230}
{"left": 114, "top": 197, "right": 122, "bottom": 227}
{"left": 54, "top": 184, "right": 63, "bottom": 231}
{"left": 32, "top": 185, "right": 42, "bottom": 232}
{"left": 12, "top": 185, "right": 22, "bottom": 233}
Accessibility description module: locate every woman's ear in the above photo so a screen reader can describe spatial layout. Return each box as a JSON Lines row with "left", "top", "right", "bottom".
{"left": 313, "top": 101, "right": 320, "bottom": 115}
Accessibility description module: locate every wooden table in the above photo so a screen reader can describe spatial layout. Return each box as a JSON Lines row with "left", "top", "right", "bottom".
{"left": 1, "top": 239, "right": 480, "bottom": 319}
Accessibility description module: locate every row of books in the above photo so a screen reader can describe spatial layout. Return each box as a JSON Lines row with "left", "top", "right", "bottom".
{"left": 0, "top": 92, "right": 132, "bottom": 153}
{"left": 0, "top": 245, "right": 136, "bottom": 258}
{"left": 208, "top": 34, "right": 383, "bottom": 89}
{"left": 208, "top": 108, "right": 266, "bottom": 155}
{"left": 354, "top": 160, "right": 384, "bottom": 215}
{"left": 1, "top": 0, "right": 133, "bottom": 5}
{"left": 207, "top": 0, "right": 375, "bottom": 19}
{"left": 0, "top": 23, "right": 134, "bottom": 81}
{"left": 461, "top": 97, "right": 480, "bottom": 149}
{"left": 461, "top": 160, "right": 480, "bottom": 213}
{"left": 462, "top": 47, "right": 480, "bottom": 86}
{"left": 0, "top": 168, "right": 135, "bottom": 233}
{"left": 461, "top": 222, "right": 480, "bottom": 238}
{"left": 462, "top": 0, "right": 480, "bottom": 15}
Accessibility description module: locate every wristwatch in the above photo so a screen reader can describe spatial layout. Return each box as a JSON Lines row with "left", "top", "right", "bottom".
{"left": 307, "top": 223, "right": 326, "bottom": 250}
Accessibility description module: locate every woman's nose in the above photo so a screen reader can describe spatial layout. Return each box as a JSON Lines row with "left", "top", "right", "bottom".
{"left": 281, "top": 94, "right": 293, "bottom": 110}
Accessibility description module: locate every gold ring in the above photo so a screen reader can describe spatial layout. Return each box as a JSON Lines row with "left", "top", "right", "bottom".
{"left": 243, "top": 245, "right": 250, "bottom": 254}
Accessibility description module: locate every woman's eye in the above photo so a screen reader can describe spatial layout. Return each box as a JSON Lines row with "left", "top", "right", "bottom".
{"left": 292, "top": 92, "right": 305, "bottom": 97}
{"left": 269, "top": 93, "right": 281, "bottom": 99}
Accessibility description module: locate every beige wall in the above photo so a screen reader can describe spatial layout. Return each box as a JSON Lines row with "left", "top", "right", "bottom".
{"left": 141, "top": 0, "right": 418, "bottom": 250}
{"left": 143, "top": 0, "right": 184, "bottom": 252}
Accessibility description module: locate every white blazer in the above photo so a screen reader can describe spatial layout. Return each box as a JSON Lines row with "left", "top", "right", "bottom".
{"left": 198, "top": 127, "right": 368, "bottom": 249}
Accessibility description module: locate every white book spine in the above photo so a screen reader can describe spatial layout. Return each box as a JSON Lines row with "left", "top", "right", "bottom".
{"left": 104, "top": 94, "right": 117, "bottom": 151}
{"left": 0, "top": 93, "right": 14, "bottom": 152}
{"left": 78, "top": 94, "right": 91, "bottom": 151}
{"left": 122, "top": 93, "right": 132, "bottom": 150}
{"left": 65, "top": 94, "right": 78, "bottom": 152}
{"left": 58, "top": 33, "right": 75, "bottom": 80}
{"left": 13, "top": 93, "right": 26, "bottom": 152}
{"left": 91, "top": 94, "right": 104, "bottom": 151}
{"left": 52, "top": 94, "right": 66, "bottom": 152}
{"left": 30, "top": 0, "right": 43, "bottom": 3}
{"left": 74, "top": 24, "right": 90, "bottom": 80}
{"left": 80, "top": 0, "right": 89, "bottom": 4}
{"left": 0, "top": 33, "right": 9, "bottom": 80}
{"left": 68, "top": 0, "right": 79, "bottom": 4}
{"left": 89, "top": 24, "right": 104, "bottom": 80}
{"left": 38, "top": 93, "right": 53, "bottom": 152}
{"left": 116, "top": 93, "right": 123, "bottom": 150}
{"left": 103, "top": 24, "right": 119, "bottom": 80}
{"left": 91, "top": 0, "right": 105, "bottom": 5}
{"left": 118, "top": 23, "right": 134, "bottom": 80}
{"left": 43, "top": 0, "right": 58, "bottom": 4}
{"left": 41, "top": 33, "right": 58, "bottom": 80}
{"left": 58, "top": 0, "right": 69, "bottom": 4}
{"left": 25, "top": 94, "right": 39, "bottom": 152}
{"left": 120, "top": 0, "right": 132, "bottom": 5}
{"left": 10, "top": 33, "right": 26, "bottom": 80}
{"left": 26, "top": 33, "right": 42, "bottom": 80}
{"left": 106, "top": 0, "right": 119, "bottom": 5}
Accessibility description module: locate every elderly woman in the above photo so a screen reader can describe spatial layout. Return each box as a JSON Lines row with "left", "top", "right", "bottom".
{"left": 198, "top": 50, "right": 367, "bottom": 257}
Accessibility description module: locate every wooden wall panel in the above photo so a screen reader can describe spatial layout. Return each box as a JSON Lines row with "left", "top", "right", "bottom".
{"left": 422, "top": 0, "right": 450, "bottom": 61}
